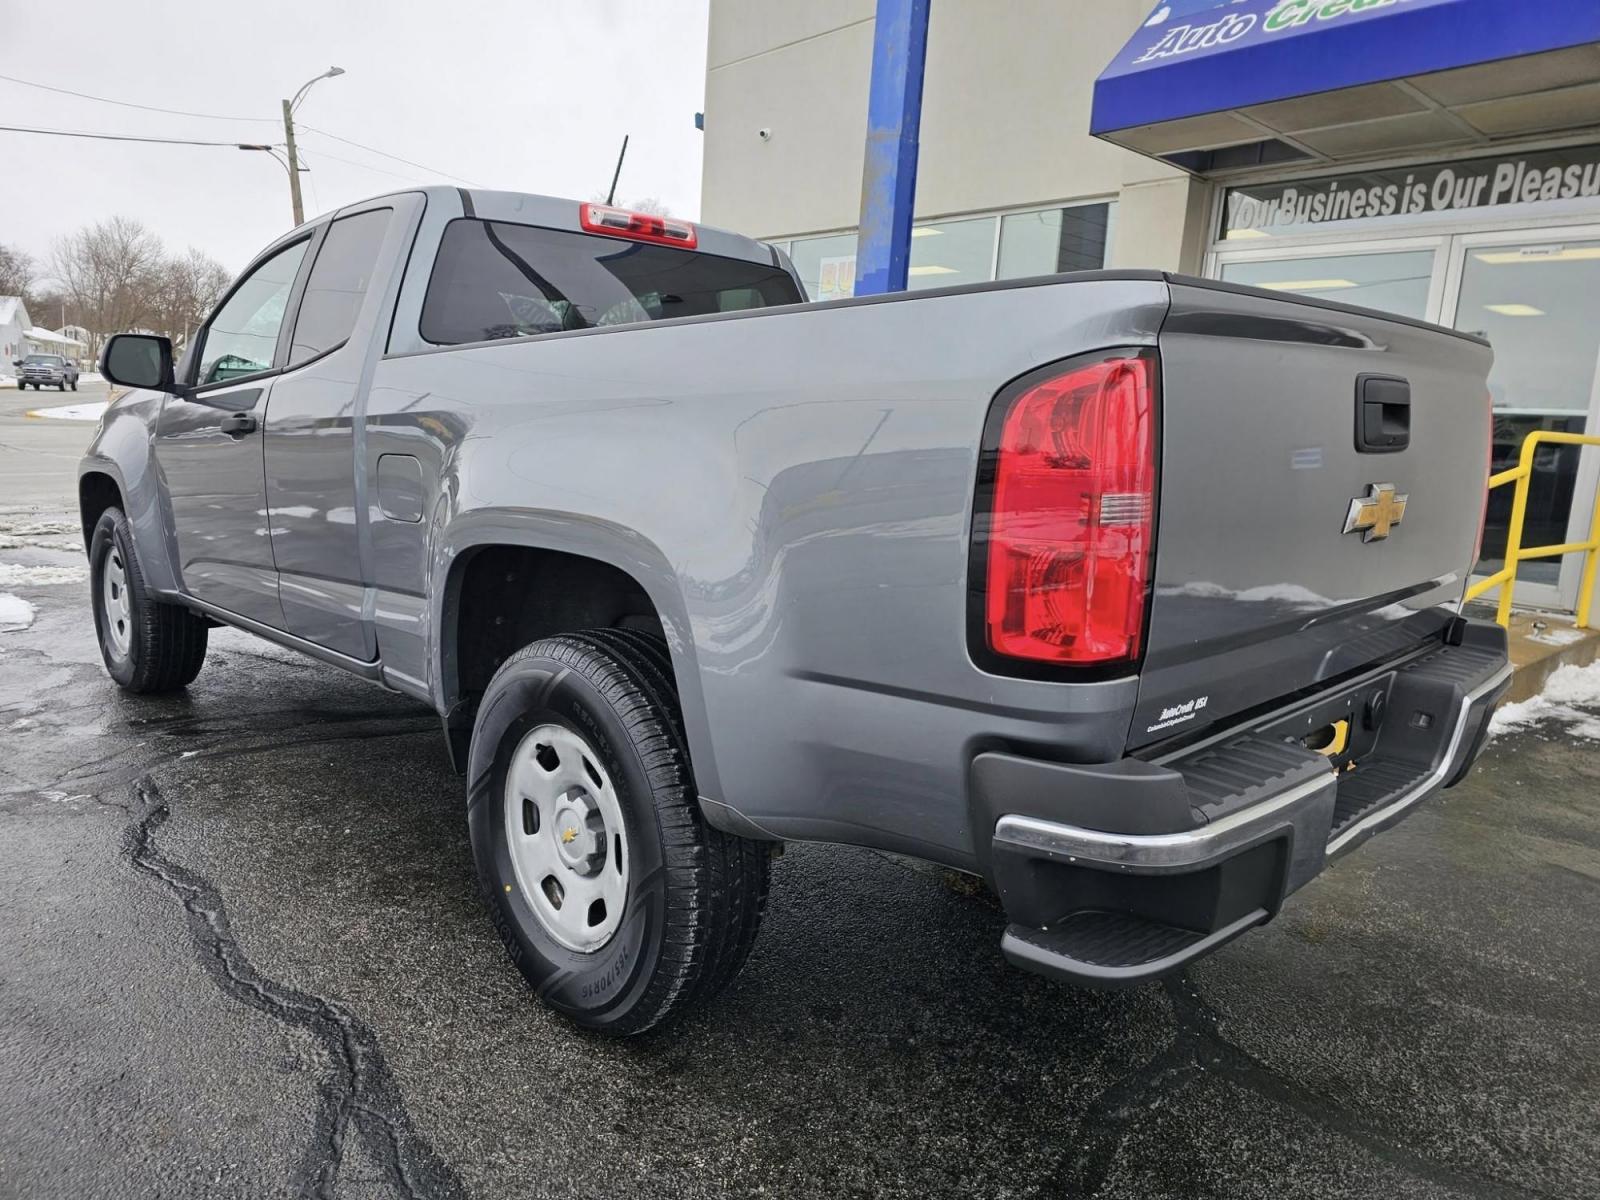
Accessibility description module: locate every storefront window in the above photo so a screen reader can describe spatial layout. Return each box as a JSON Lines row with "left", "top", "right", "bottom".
{"left": 1219, "top": 250, "right": 1434, "bottom": 320}
{"left": 788, "top": 233, "right": 858, "bottom": 302}
{"left": 998, "top": 203, "right": 1113, "bottom": 278}
{"left": 785, "top": 202, "right": 1115, "bottom": 301}
{"left": 907, "top": 215, "right": 996, "bottom": 291}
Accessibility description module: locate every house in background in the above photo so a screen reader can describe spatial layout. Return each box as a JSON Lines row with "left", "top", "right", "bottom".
{"left": 25, "top": 326, "right": 88, "bottom": 366}
{"left": 0, "top": 296, "right": 32, "bottom": 367}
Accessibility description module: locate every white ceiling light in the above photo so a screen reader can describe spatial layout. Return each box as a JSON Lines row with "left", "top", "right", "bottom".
{"left": 908, "top": 265, "right": 958, "bottom": 276}
{"left": 1475, "top": 246, "right": 1600, "bottom": 265}
{"left": 911, "top": 227, "right": 942, "bottom": 238}
{"left": 1484, "top": 303, "right": 1546, "bottom": 317}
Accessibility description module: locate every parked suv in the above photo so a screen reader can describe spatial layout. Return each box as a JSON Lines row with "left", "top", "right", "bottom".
{"left": 14, "top": 353, "right": 79, "bottom": 391}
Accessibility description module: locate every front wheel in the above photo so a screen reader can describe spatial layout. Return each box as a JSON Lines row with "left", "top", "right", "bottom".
{"left": 89, "top": 507, "right": 209, "bottom": 693}
{"left": 70, "top": 380, "right": 78, "bottom": 391}
{"left": 467, "top": 630, "right": 770, "bottom": 1035}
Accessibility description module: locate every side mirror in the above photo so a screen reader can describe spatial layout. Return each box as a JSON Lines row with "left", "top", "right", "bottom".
{"left": 100, "top": 333, "right": 180, "bottom": 393}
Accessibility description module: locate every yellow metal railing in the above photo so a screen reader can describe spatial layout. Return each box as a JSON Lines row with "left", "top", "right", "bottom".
{"left": 1463, "top": 431, "right": 1600, "bottom": 628}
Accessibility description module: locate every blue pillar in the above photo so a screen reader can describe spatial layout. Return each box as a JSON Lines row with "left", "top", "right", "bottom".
{"left": 853, "top": 0, "right": 930, "bottom": 297}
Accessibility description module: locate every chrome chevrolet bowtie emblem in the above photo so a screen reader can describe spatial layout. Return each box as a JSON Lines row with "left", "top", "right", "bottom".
{"left": 1343, "top": 483, "right": 1408, "bottom": 542}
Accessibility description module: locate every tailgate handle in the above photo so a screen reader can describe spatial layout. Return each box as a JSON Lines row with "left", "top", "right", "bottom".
{"left": 1355, "top": 374, "right": 1410, "bottom": 454}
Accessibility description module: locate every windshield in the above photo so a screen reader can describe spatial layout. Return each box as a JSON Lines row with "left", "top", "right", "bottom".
{"left": 24, "top": 355, "right": 64, "bottom": 366}
{"left": 420, "top": 218, "right": 802, "bottom": 345}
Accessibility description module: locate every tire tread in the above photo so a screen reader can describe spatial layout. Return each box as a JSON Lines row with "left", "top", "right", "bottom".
{"left": 483, "top": 627, "right": 769, "bottom": 1034}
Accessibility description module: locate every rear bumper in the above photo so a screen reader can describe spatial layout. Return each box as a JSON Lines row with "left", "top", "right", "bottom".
{"left": 982, "top": 618, "right": 1511, "bottom": 987}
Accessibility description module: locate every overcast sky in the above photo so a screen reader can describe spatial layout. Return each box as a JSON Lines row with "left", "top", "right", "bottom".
{"left": 1, "top": 0, "right": 710, "bottom": 279}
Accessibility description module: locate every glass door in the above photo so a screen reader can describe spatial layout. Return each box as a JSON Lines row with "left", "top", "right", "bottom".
{"left": 1443, "top": 231, "right": 1600, "bottom": 611}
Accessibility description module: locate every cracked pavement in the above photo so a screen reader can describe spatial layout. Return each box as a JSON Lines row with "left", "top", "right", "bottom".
{"left": 3, "top": 388, "right": 1599, "bottom": 1198}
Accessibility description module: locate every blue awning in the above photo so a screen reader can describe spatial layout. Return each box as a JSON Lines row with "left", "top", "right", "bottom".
{"left": 1094, "top": 0, "right": 1600, "bottom": 173}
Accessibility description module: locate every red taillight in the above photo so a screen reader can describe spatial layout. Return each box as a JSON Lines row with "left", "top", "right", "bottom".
{"left": 982, "top": 352, "right": 1156, "bottom": 666}
{"left": 579, "top": 203, "right": 698, "bottom": 249}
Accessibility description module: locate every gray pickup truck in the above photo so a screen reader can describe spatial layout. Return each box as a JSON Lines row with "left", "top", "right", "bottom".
{"left": 14, "top": 352, "right": 79, "bottom": 391}
{"left": 83, "top": 186, "right": 1510, "bottom": 1034}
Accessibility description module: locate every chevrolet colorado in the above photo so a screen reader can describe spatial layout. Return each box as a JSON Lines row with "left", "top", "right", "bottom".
{"left": 82, "top": 187, "right": 1510, "bottom": 1033}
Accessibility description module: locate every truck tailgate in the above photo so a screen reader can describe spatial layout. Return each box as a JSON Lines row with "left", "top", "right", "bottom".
{"left": 1129, "top": 281, "right": 1493, "bottom": 751}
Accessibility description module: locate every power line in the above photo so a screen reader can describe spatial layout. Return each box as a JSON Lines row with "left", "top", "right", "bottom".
{"left": 296, "top": 145, "right": 427, "bottom": 185}
{"left": 0, "top": 123, "right": 272, "bottom": 148}
{"left": 0, "top": 68, "right": 482, "bottom": 187}
{"left": 298, "top": 124, "right": 480, "bottom": 186}
{"left": 0, "top": 70, "right": 273, "bottom": 123}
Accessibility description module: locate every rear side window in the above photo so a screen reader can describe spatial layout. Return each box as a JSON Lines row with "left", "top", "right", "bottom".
{"left": 288, "top": 208, "right": 392, "bottom": 365}
{"left": 419, "top": 218, "right": 801, "bottom": 345}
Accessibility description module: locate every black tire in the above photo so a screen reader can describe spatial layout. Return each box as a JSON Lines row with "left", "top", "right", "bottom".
{"left": 58, "top": 381, "right": 66, "bottom": 391}
{"left": 89, "top": 506, "right": 208, "bottom": 693}
{"left": 467, "top": 630, "right": 771, "bottom": 1035}
{"left": 70, "top": 380, "right": 78, "bottom": 391}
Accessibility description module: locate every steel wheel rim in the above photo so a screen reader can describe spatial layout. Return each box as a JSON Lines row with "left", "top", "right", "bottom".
{"left": 504, "top": 722, "right": 630, "bottom": 953}
{"left": 101, "top": 543, "right": 132, "bottom": 658}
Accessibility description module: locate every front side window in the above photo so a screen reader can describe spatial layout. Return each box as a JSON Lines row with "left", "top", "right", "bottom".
{"left": 419, "top": 219, "right": 802, "bottom": 346}
{"left": 196, "top": 239, "right": 309, "bottom": 385}
{"left": 288, "top": 208, "right": 392, "bottom": 366}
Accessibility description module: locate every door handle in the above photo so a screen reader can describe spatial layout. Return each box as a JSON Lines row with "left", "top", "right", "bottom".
{"left": 1355, "top": 374, "right": 1410, "bottom": 454}
{"left": 220, "top": 412, "right": 258, "bottom": 436}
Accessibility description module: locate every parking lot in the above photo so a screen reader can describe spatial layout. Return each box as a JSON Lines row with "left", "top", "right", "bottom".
{"left": 2, "top": 389, "right": 1599, "bottom": 1199}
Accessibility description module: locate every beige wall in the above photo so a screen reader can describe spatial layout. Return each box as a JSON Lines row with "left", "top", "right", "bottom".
{"left": 700, "top": 0, "right": 1215, "bottom": 268}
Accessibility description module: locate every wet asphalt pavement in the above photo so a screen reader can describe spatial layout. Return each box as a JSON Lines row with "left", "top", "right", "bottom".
{"left": 2, "top": 390, "right": 1599, "bottom": 1199}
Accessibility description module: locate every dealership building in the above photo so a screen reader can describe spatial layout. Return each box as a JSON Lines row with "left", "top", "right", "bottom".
{"left": 700, "top": 0, "right": 1600, "bottom": 615}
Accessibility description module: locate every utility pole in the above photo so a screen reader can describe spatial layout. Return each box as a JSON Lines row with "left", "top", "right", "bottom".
{"left": 281, "top": 97, "right": 305, "bottom": 226}
{"left": 278, "top": 67, "right": 344, "bottom": 227}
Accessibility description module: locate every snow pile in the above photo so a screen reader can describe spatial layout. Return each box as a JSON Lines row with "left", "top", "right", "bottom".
{"left": 0, "top": 563, "right": 87, "bottom": 586}
{"left": 0, "top": 594, "right": 35, "bottom": 632}
{"left": 1489, "top": 659, "right": 1600, "bottom": 741}
{"left": 26, "top": 401, "right": 108, "bottom": 422}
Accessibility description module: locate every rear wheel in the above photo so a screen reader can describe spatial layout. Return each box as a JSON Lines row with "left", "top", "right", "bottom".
{"left": 89, "top": 507, "right": 208, "bottom": 693}
{"left": 467, "top": 630, "right": 771, "bottom": 1035}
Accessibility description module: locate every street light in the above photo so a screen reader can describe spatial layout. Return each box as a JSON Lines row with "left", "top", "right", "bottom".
{"left": 281, "top": 67, "right": 345, "bottom": 226}
{"left": 238, "top": 143, "right": 291, "bottom": 174}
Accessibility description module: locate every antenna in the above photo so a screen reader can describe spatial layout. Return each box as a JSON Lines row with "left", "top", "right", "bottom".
{"left": 605, "top": 134, "right": 629, "bottom": 206}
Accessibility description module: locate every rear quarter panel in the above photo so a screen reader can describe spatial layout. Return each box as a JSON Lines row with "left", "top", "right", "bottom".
{"left": 372, "top": 276, "right": 1170, "bottom": 868}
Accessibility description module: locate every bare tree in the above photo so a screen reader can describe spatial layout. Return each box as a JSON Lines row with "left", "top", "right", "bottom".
{"left": 0, "top": 243, "right": 35, "bottom": 302}
{"left": 146, "top": 247, "right": 233, "bottom": 346}
{"left": 49, "top": 216, "right": 166, "bottom": 355}
{"left": 588, "top": 192, "right": 673, "bottom": 216}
